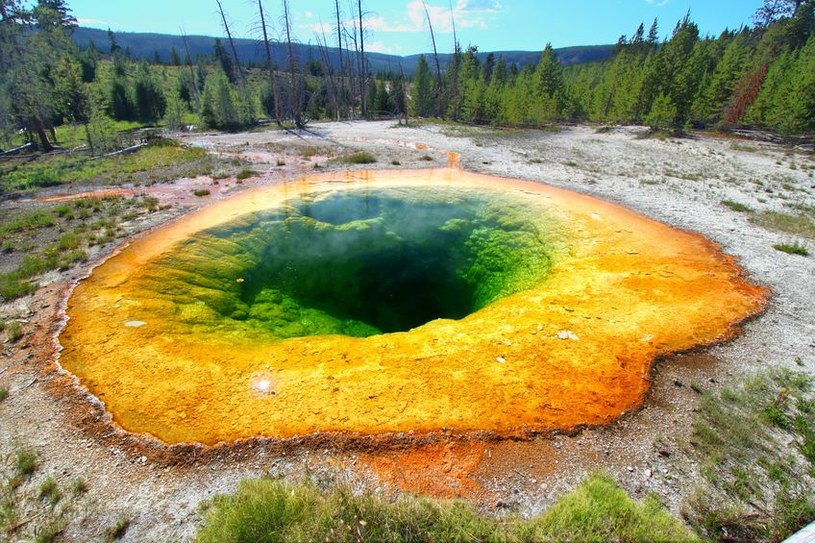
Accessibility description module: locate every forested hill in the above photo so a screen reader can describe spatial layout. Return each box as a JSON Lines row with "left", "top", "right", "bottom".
{"left": 70, "top": 26, "right": 614, "bottom": 74}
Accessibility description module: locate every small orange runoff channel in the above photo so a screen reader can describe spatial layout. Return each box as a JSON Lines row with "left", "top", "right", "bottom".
{"left": 57, "top": 168, "right": 767, "bottom": 445}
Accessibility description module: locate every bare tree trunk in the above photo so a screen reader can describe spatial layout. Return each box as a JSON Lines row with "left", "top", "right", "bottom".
{"left": 256, "top": 0, "right": 281, "bottom": 125}
{"left": 215, "top": 0, "right": 244, "bottom": 82}
{"left": 334, "top": 0, "right": 347, "bottom": 119}
{"left": 179, "top": 28, "right": 200, "bottom": 107}
{"left": 449, "top": 0, "right": 458, "bottom": 50}
{"left": 281, "top": 0, "right": 304, "bottom": 128}
{"left": 423, "top": 1, "right": 443, "bottom": 117}
{"left": 357, "top": 0, "right": 367, "bottom": 118}
{"left": 346, "top": 22, "right": 360, "bottom": 119}
{"left": 31, "top": 117, "right": 54, "bottom": 152}
{"left": 399, "top": 64, "right": 409, "bottom": 126}
{"left": 316, "top": 29, "right": 340, "bottom": 121}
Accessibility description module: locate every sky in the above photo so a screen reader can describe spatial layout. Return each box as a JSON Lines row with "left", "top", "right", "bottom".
{"left": 67, "top": 0, "right": 766, "bottom": 56}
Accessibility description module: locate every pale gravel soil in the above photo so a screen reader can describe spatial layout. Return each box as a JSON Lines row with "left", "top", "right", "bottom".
{"left": 1, "top": 121, "right": 813, "bottom": 541}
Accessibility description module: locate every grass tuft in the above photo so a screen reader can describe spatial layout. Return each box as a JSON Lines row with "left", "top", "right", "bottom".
{"left": 341, "top": 151, "right": 377, "bottom": 165}
{"left": 71, "top": 479, "right": 88, "bottom": 496}
{"left": 773, "top": 242, "right": 809, "bottom": 256}
{"left": 236, "top": 168, "right": 257, "bottom": 180}
{"left": 0, "top": 387, "right": 8, "bottom": 402}
{"left": 38, "top": 477, "right": 61, "bottom": 506}
{"left": 193, "top": 189, "right": 211, "bottom": 197}
{"left": 14, "top": 449, "right": 37, "bottom": 479}
{"left": 722, "top": 200, "right": 752, "bottom": 213}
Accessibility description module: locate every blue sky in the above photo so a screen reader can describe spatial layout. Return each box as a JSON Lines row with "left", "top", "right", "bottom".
{"left": 68, "top": 0, "right": 765, "bottom": 56}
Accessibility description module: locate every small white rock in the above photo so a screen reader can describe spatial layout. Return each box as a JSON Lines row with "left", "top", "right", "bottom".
{"left": 125, "top": 320, "right": 147, "bottom": 328}
{"left": 496, "top": 356, "right": 506, "bottom": 364}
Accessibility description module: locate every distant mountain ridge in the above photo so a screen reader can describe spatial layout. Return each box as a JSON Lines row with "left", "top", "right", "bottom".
{"left": 71, "top": 26, "right": 614, "bottom": 74}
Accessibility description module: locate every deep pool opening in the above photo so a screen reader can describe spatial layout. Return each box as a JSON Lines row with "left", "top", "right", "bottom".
{"left": 144, "top": 187, "right": 555, "bottom": 339}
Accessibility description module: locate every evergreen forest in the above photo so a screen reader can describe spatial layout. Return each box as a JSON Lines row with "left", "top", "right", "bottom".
{"left": 1, "top": 0, "right": 814, "bottom": 155}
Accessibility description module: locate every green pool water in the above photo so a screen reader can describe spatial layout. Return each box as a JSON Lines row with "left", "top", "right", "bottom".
{"left": 136, "top": 186, "right": 560, "bottom": 339}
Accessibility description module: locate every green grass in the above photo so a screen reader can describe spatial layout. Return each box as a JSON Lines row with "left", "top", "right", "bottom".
{"left": 774, "top": 242, "right": 809, "bottom": 256}
{"left": 32, "top": 521, "right": 64, "bottom": 543}
{"left": 685, "top": 369, "right": 815, "bottom": 542}
{"left": 0, "top": 388, "right": 8, "bottom": 402}
{"left": 0, "top": 210, "right": 55, "bottom": 239}
{"left": 751, "top": 210, "right": 815, "bottom": 238}
{"left": 14, "top": 450, "right": 37, "bottom": 479}
{"left": 193, "top": 189, "right": 211, "bottom": 197}
{"left": 0, "top": 195, "right": 161, "bottom": 301}
{"left": 0, "top": 139, "right": 212, "bottom": 194}
{"left": 197, "top": 474, "right": 696, "bottom": 543}
{"left": 70, "top": 479, "right": 88, "bottom": 496}
{"left": 722, "top": 200, "right": 752, "bottom": 213}
{"left": 340, "top": 151, "right": 377, "bottom": 165}
{"left": 730, "top": 142, "right": 759, "bottom": 153}
{"left": 524, "top": 474, "right": 697, "bottom": 542}
{"left": 38, "top": 478, "right": 61, "bottom": 507}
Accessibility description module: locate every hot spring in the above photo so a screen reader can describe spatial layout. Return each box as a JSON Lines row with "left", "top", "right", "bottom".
{"left": 57, "top": 168, "right": 766, "bottom": 445}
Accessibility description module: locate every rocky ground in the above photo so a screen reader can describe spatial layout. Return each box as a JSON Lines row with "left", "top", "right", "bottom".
{"left": 1, "top": 120, "right": 813, "bottom": 541}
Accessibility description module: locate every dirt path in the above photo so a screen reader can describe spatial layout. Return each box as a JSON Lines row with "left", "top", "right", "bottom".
{"left": 1, "top": 121, "right": 813, "bottom": 541}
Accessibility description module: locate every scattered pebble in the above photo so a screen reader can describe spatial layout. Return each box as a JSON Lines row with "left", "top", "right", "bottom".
{"left": 124, "top": 320, "right": 146, "bottom": 328}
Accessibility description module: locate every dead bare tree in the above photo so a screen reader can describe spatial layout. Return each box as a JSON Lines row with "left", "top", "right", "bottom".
{"left": 179, "top": 28, "right": 200, "bottom": 107}
{"left": 256, "top": 0, "right": 281, "bottom": 124}
{"left": 345, "top": 18, "right": 360, "bottom": 118}
{"left": 315, "top": 25, "right": 340, "bottom": 121}
{"left": 356, "top": 0, "right": 368, "bottom": 117}
{"left": 281, "top": 0, "right": 305, "bottom": 128}
{"left": 334, "top": 0, "right": 345, "bottom": 78}
{"left": 215, "top": 0, "right": 244, "bottom": 82}
{"left": 422, "top": 1, "right": 443, "bottom": 116}
{"left": 333, "top": 0, "right": 351, "bottom": 118}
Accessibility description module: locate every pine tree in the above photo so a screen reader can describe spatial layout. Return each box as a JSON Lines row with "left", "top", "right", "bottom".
{"left": 411, "top": 55, "right": 433, "bottom": 117}
{"left": 133, "top": 62, "right": 166, "bottom": 123}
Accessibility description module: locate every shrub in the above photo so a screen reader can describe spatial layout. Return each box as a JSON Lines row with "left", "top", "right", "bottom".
{"left": 193, "top": 189, "right": 211, "bottom": 197}
{"left": 236, "top": 168, "right": 256, "bottom": 181}
{"left": 341, "top": 151, "right": 377, "bottom": 164}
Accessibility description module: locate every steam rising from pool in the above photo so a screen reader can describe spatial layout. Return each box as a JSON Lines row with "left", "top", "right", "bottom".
{"left": 141, "top": 188, "right": 557, "bottom": 339}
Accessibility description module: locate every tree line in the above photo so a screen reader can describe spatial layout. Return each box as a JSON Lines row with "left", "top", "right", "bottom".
{"left": 1, "top": 0, "right": 813, "bottom": 156}
{"left": 413, "top": 0, "right": 815, "bottom": 134}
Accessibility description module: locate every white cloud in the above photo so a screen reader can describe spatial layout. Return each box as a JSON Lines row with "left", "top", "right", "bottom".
{"left": 366, "top": 0, "right": 501, "bottom": 35}
{"left": 77, "top": 18, "right": 107, "bottom": 26}
{"left": 644, "top": 0, "right": 670, "bottom": 6}
{"left": 297, "top": 0, "right": 501, "bottom": 41}
{"left": 366, "top": 41, "right": 404, "bottom": 54}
